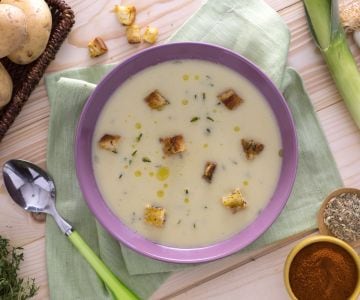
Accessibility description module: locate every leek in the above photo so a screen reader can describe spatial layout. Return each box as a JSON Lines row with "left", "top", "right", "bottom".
{"left": 303, "top": 0, "right": 360, "bottom": 129}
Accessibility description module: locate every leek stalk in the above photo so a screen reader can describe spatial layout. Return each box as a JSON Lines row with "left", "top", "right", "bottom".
{"left": 304, "top": 0, "right": 360, "bottom": 129}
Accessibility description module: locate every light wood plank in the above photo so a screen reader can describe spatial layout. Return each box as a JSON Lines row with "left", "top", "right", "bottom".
{"left": 0, "top": 185, "right": 45, "bottom": 247}
{"left": 150, "top": 231, "right": 313, "bottom": 299}
{"left": 18, "top": 238, "right": 49, "bottom": 300}
{"left": 1, "top": 1, "right": 360, "bottom": 300}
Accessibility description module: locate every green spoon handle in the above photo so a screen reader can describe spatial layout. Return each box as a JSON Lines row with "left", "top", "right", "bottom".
{"left": 68, "top": 230, "right": 139, "bottom": 300}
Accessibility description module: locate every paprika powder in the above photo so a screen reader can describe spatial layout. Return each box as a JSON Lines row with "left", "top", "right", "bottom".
{"left": 289, "top": 242, "right": 358, "bottom": 300}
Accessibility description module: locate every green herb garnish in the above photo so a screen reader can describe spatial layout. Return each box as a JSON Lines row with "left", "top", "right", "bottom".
{"left": 0, "top": 236, "right": 38, "bottom": 300}
{"left": 206, "top": 116, "right": 214, "bottom": 122}
{"left": 136, "top": 133, "right": 143, "bottom": 142}
{"left": 142, "top": 157, "right": 151, "bottom": 163}
{"left": 202, "top": 92, "right": 206, "bottom": 100}
{"left": 131, "top": 150, "right": 137, "bottom": 157}
{"left": 190, "top": 117, "right": 200, "bottom": 122}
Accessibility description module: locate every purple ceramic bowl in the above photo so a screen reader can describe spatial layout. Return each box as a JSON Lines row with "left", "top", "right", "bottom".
{"left": 75, "top": 42, "right": 298, "bottom": 263}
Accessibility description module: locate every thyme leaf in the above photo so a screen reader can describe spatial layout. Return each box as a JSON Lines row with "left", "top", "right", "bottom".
{"left": 0, "top": 236, "right": 38, "bottom": 300}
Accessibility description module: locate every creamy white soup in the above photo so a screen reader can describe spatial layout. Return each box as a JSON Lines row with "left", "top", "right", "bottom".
{"left": 92, "top": 59, "right": 282, "bottom": 248}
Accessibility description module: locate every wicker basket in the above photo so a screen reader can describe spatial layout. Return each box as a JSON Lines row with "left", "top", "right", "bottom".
{"left": 0, "top": 0, "right": 75, "bottom": 142}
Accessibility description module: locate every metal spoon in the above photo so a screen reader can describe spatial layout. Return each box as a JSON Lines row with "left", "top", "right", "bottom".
{"left": 2, "top": 159, "right": 138, "bottom": 300}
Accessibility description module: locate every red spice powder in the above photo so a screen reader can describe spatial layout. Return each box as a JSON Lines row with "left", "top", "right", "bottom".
{"left": 289, "top": 242, "right": 358, "bottom": 300}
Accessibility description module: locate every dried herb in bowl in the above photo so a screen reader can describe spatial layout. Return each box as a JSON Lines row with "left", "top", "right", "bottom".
{"left": 323, "top": 192, "right": 360, "bottom": 243}
{"left": 0, "top": 235, "right": 38, "bottom": 300}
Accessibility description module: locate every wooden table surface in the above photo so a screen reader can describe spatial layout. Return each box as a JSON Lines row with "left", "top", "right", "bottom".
{"left": 1, "top": 0, "right": 359, "bottom": 299}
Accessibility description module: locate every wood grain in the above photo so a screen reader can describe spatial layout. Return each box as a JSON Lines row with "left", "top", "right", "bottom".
{"left": 0, "top": 0, "right": 359, "bottom": 299}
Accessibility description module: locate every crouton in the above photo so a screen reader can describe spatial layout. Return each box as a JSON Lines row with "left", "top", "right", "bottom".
{"left": 143, "top": 26, "right": 159, "bottom": 44}
{"left": 98, "top": 134, "right": 121, "bottom": 153}
{"left": 113, "top": 5, "right": 136, "bottom": 26}
{"left": 217, "top": 89, "right": 243, "bottom": 110}
{"left": 144, "top": 90, "right": 169, "bottom": 110}
{"left": 241, "top": 138, "right": 264, "bottom": 160}
{"left": 126, "top": 24, "right": 141, "bottom": 44}
{"left": 159, "top": 135, "right": 186, "bottom": 155}
{"left": 144, "top": 205, "right": 166, "bottom": 227}
{"left": 222, "top": 188, "right": 247, "bottom": 212}
{"left": 88, "top": 37, "right": 108, "bottom": 58}
{"left": 202, "top": 161, "right": 217, "bottom": 183}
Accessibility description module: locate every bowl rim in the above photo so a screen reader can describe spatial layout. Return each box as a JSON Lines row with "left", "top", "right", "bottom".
{"left": 75, "top": 42, "right": 298, "bottom": 263}
{"left": 283, "top": 235, "right": 360, "bottom": 300}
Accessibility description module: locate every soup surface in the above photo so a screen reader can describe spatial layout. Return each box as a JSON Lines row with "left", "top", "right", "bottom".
{"left": 92, "top": 59, "right": 282, "bottom": 247}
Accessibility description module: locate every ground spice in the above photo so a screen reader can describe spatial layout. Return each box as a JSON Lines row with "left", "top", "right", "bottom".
{"left": 289, "top": 242, "right": 358, "bottom": 300}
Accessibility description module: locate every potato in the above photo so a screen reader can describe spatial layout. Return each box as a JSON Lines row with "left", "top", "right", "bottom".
{"left": 0, "top": 63, "right": 13, "bottom": 108}
{"left": 0, "top": 4, "right": 27, "bottom": 58}
{"left": 1, "top": 0, "right": 52, "bottom": 64}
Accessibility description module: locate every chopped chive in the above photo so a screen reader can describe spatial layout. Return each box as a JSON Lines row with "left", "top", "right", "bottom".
{"left": 129, "top": 159, "right": 133, "bottom": 165}
{"left": 217, "top": 102, "right": 221, "bottom": 105}
{"left": 131, "top": 150, "right": 137, "bottom": 156}
{"left": 177, "top": 219, "right": 182, "bottom": 224}
{"left": 204, "top": 206, "right": 208, "bottom": 209}
{"left": 194, "top": 94, "right": 198, "bottom": 99}
{"left": 136, "top": 133, "right": 143, "bottom": 142}
{"left": 193, "top": 223, "right": 196, "bottom": 229}
{"left": 210, "top": 83, "right": 214, "bottom": 87}
{"left": 206, "top": 128, "right": 211, "bottom": 134}
{"left": 142, "top": 157, "right": 151, "bottom": 163}
{"left": 112, "top": 150, "right": 118, "bottom": 154}
{"left": 118, "top": 173, "right": 123, "bottom": 179}
{"left": 206, "top": 116, "right": 214, "bottom": 122}
{"left": 191, "top": 116, "right": 200, "bottom": 122}
{"left": 202, "top": 92, "right": 206, "bottom": 100}
{"left": 185, "top": 189, "right": 189, "bottom": 194}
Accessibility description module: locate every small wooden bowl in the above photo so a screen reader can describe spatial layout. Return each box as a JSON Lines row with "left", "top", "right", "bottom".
{"left": 317, "top": 187, "right": 360, "bottom": 248}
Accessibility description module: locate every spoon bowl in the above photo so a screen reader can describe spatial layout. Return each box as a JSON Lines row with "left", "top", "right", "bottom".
{"left": 2, "top": 159, "right": 138, "bottom": 300}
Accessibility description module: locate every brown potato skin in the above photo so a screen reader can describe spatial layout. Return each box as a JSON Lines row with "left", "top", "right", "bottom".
{"left": 0, "top": 4, "right": 27, "bottom": 58}
{"left": 0, "top": 62, "right": 13, "bottom": 108}
{"left": 2, "top": 0, "right": 52, "bottom": 64}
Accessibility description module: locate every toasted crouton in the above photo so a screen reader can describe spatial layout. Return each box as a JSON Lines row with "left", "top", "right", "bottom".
{"left": 145, "top": 90, "right": 169, "bottom": 110}
{"left": 241, "top": 138, "right": 264, "bottom": 160}
{"left": 159, "top": 135, "right": 186, "bottom": 155}
{"left": 222, "top": 189, "right": 247, "bottom": 212}
{"left": 88, "top": 37, "right": 108, "bottom": 58}
{"left": 144, "top": 205, "right": 166, "bottom": 227}
{"left": 202, "top": 161, "right": 217, "bottom": 183}
{"left": 98, "top": 134, "right": 121, "bottom": 153}
{"left": 217, "top": 89, "right": 243, "bottom": 110}
{"left": 143, "top": 26, "right": 159, "bottom": 44}
{"left": 113, "top": 5, "right": 136, "bottom": 26}
{"left": 126, "top": 24, "right": 141, "bottom": 44}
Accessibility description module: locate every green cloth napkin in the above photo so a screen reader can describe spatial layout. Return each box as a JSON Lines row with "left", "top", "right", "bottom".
{"left": 45, "top": 0, "right": 343, "bottom": 299}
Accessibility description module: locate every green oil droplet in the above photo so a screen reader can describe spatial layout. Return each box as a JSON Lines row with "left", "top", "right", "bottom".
{"left": 181, "top": 99, "right": 189, "bottom": 105}
{"left": 157, "top": 190, "right": 164, "bottom": 198}
{"left": 234, "top": 126, "right": 240, "bottom": 132}
{"left": 243, "top": 180, "right": 249, "bottom": 186}
{"left": 134, "top": 170, "right": 142, "bottom": 177}
{"left": 184, "top": 197, "right": 190, "bottom": 204}
{"left": 182, "top": 74, "right": 189, "bottom": 81}
{"left": 149, "top": 171, "right": 154, "bottom": 177}
{"left": 156, "top": 167, "right": 170, "bottom": 181}
{"left": 194, "top": 75, "right": 200, "bottom": 80}
{"left": 135, "top": 122, "right": 142, "bottom": 129}
{"left": 163, "top": 183, "right": 168, "bottom": 188}
{"left": 203, "top": 143, "right": 208, "bottom": 148}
